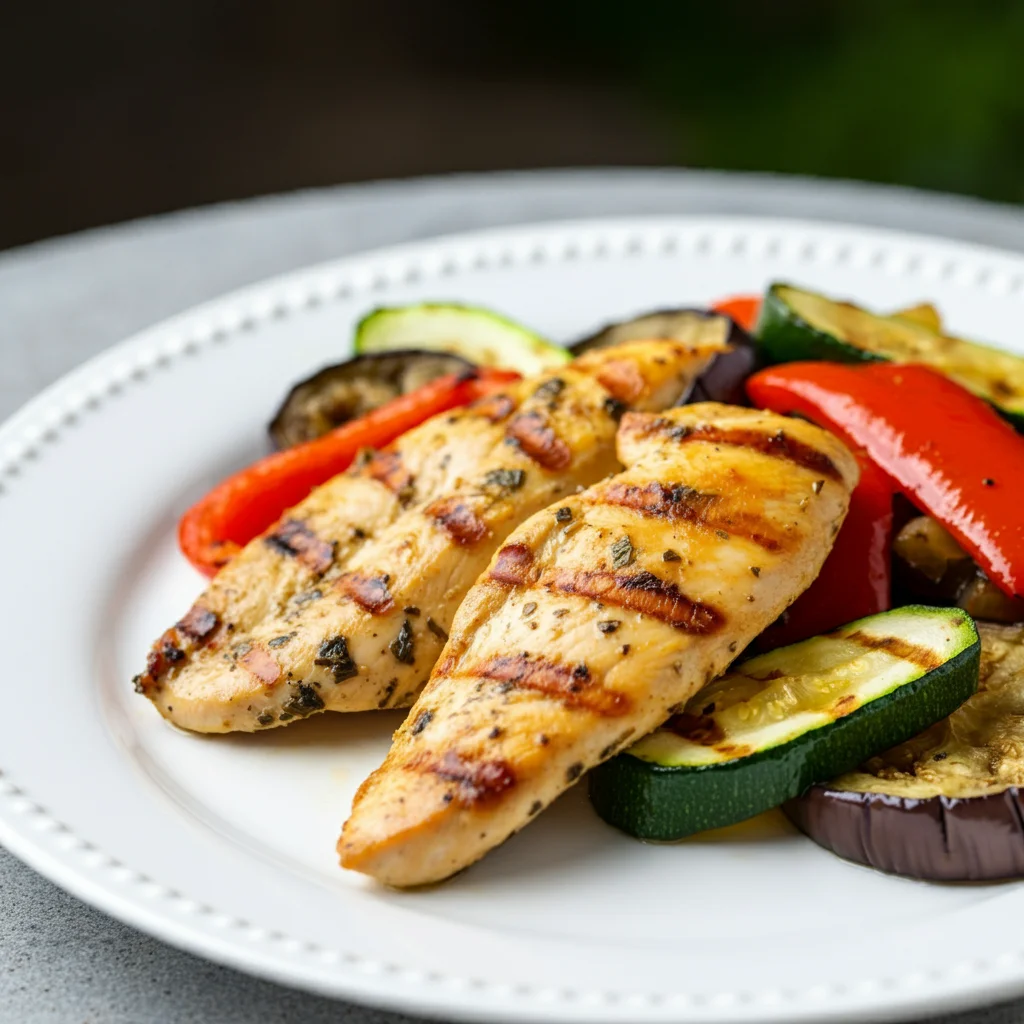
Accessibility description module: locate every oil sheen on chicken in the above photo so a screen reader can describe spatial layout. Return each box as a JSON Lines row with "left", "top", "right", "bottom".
{"left": 135, "top": 339, "right": 725, "bottom": 732}
{"left": 339, "top": 404, "right": 858, "bottom": 885}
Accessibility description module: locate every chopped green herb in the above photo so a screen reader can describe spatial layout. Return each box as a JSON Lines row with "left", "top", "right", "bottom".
{"left": 610, "top": 535, "right": 634, "bottom": 569}
{"left": 390, "top": 619, "right": 415, "bottom": 664}
{"left": 314, "top": 636, "right": 358, "bottom": 682}
{"left": 555, "top": 507, "right": 573, "bottom": 523}
{"left": 484, "top": 468, "right": 526, "bottom": 491}
{"left": 662, "top": 549, "right": 681, "bottom": 562}
{"left": 426, "top": 617, "right": 448, "bottom": 642}
{"left": 597, "top": 620, "right": 621, "bottom": 634}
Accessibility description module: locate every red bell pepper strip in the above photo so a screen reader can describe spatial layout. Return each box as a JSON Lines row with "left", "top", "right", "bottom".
{"left": 747, "top": 361, "right": 1024, "bottom": 597}
{"left": 757, "top": 456, "right": 893, "bottom": 649}
{"left": 179, "top": 368, "right": 520, "bottom": 577}
{"left": 711, "top": 295, "right": 762, "bottom": 333}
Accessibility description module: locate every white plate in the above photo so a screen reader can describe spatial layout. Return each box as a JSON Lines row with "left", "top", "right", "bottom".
{"left": 3, "top": 217, "right": 1024, "bottom": 1024}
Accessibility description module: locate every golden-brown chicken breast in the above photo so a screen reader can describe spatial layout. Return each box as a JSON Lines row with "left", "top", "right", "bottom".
{"left": 339, "top": 404, "right": 858, "bottom": 885}
{"left": 136, "top": 340, "right": 725, "bottom": 733}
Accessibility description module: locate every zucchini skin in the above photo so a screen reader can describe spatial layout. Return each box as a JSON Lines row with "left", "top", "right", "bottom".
{"left": 756, "top": 285, "right": 1024, "bottom": 431}
{"left": 755, "top": 285, "right": 887, "bottom": 368}
{"left": 589, "top": 634, "right": 979, "bottom": 842}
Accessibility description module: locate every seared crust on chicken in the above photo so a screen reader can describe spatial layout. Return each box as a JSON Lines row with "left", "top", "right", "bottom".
{"left": 339, "top": 404, "right": 858, "bottom": 886}
{"left": 136, "top": 340, "right": 724, "bottom": 733}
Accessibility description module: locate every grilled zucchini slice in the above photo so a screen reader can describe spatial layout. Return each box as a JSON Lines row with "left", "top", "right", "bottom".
{"left": 355, "top": 303, "right": 569, "bottom": 375}
{"left": 589, "top": 606, "right": 979, "bottom": 841}
{"left": 756, "top": 283, "right": 1024, "bottom": 428}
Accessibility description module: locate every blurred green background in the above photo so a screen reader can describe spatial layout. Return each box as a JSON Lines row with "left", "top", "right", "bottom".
{"left": 3, "top": 0, "right": 1022, "bottom": 251}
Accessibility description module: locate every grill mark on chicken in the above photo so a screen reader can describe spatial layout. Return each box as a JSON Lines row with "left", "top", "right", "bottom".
{"left": 593, "top": 360, "right": 646, "bottom": 403}
{"left": 264, "top": 519, "right": 336, "bottom": 574}
{"left": 471, "top": 654, "right": 631, "bottom": 716}
{"left": 843, "top": 630, "right": 944, "bottom": 670}
{"left": 599, "top": 481, "right": 786, "bottom": 552}
{"left": 425, "top": 497, "right": 490, "bottom": 547}
{"left": 547, "top": 568, "right": 725, "bottom": 634}
{"left": 505, "top": 412, "right": 572, "bottom": 471}
{"left": 336, "top": 572, "right": 394, "bottom": 615}
{"left": 238, "top": 645, "right": 281, "bottom": 686}
{"left": 177, "top": 605, "right": 219, "bottom": 641}
{"left": 471, "top": 393, "right": 517, "bottom": 423}
{"left": 489, "top": 543, "right": 539, "bottom": 587}
{"left": 631, "top": 416, "right": 842, "bottom": 481}
{"left": 357, "top": 450, "right": 413, "bottom": 494}
{"left": 410, "top": 750, "right": 516, "bottom": 805}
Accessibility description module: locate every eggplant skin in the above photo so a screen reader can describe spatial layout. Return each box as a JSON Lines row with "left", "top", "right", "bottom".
{"left": 785, "top": 786, "right": 1024, "bottom": 881}
{"left": 569, "top": 308, "right": 758, "bottom": 407}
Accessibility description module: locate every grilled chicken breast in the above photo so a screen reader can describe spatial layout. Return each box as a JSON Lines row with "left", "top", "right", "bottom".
{"left": 339, "top": 404, "right": 858, "bottom": 886}
{"left": 136, "top": 340, "right": 725, "bottom": 733}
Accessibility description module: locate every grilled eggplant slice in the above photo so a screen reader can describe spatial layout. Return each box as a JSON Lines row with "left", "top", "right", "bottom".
{"left": 757, "top": 283, "right": 1024, "bottom": 428}
{"left": 269, "top": 351, "right": 474, "bottom": 449}
{"left": 571, "top": 309, "right": 757, "bottom": 406}
{"left": 893, "top": 515, "right": 1024, "bottom": 622}
{"left": 589, "top": 607, "right": 979, "bottom": 841}
{"left": 787, "top": 622, "right": 1024, "bottom": 880}
{"left": 355, "top": 303, "right": 569, "bottom": 375}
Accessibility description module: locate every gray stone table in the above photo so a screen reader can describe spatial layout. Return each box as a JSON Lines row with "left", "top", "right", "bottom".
{"left": 4, "top": 169, "right": 1024, "bottom": 1024}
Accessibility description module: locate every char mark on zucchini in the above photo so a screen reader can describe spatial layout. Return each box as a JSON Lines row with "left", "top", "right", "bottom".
{"left": 411, "top": 750, "right": 517, "bottom": 805}
{"left": 547, "top": 568, "right": 724, "bottom": 634}
{"left": 425, "top": 497, "right": 490, "bottom": 547}
{"left": 470, "top": 654, "right": 631, "bottom": 716}
{"left": 841, "top": 629, "right": 945, "bottom": 670}
{"left": 238, "top": 645, "right": 281, "bottom": 685}
{"left": 634, "top": 418, "right": 842, "bottom": 481}
{"left": 598, "top": 481, "right": 786, "bottom": 551}
{"left": 336, "top": 572, "right": 395, "bottom": 615}
{"left": 504, "top": 412, "right": 572, "bottom": 471}
{"left": 264, "top": 518, "right": 336, "bottom": 574}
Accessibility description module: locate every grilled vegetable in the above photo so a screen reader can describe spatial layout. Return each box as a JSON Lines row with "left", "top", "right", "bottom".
{"left": 892, "top": 302, "right": 942, "bottom": 332}
{"left": 339, "top": 404, "right": 858, "bottom": 886}
{"left": 710, "top": 295, "right": 762, "bottom": 332}
{"left": 893, "top": 515, "right": 975, "bottom": 601}
{"left": 355, "top": 303, "right": 569, "bottom": 375}
{"left": 178, "top": 368, "right": 518, "bottom": 577}
{"left": 269, "top": 351, "right": 474, "bottom": 449}
{"left": 747, "top": 361, "right": 1024, "bottom": 598}
{"left": 571, "top": 309, "right": 757, "bottom": 406}
{"left": 756, "top": 283, "right": 1024, "bottom": 427}
{"left": 589, "top": 607, "right": 979, "bottom": 841}
{"left": 787, "top": 622, "right": 1024, "bottom": 881}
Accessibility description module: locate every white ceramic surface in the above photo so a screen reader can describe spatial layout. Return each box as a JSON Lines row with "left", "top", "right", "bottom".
{"left": 2, "top": 217, "right": 1024, "bottom": 1024}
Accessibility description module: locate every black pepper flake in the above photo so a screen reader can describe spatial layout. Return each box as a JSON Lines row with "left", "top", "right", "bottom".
{"left": 426, "top": 617, "right": 449, "bottom": 642}
{"left": 812, "top": 480, "right": 825, "bottom": 494}
{"left": 352, "top": 526, "right": 367, "bottom": 539}
{"left": 278, "top": 712, "right": 294, "bottom": 721}
{"left": 256, "top": 712, "right": 274, "bottom": 726}
{"left": 404, "top": 606, "right": 421, "bottom": 616}
{"left": 527, "top": 800, "right": 543, "bottom": 816}
{"left": 668, "top": 424, "right": 692, "bottom": 440}
{"left": 983, "top": 478, "right": 995, "bottom": 487}
{"left": 597, "top": 620, "right": 620, "bottom": 634}
{"left": 729, "top": 641, "right": 738, "bottom": 653}
{"left": 750, "top": 566, "right": 761, "bottom": 577}
{"left": 566, "top": 762, "right": 584, "bottom": 783}
{"left": 604, "top": 397, "right": 626, "bottom": 421}
{"left": 522, "top": 602, "right": 538, "bottom": 617}
{"left": 662, "top": 549, "right": 681, "bottom": 562}
{"left": 484, "top": 468, "right": 526, "bottom": 491}
{"left": 267, "top": 633, "right": 295, "bottom": 649}
{"left": 411, "top": 709, "right": 434, "bottom": 735}
{"left": 715, "top": 529, "right": 730, "bottom": 540}
{"left": 610, "top": 535, "right": 634, "bottom": 569}
{"left": 555, "top": 507, "right": 573, "bottom": 523}
{"left": 488, "top": 726, "right": 503, "bottom": 739}
{"left": 934, "top": 751, "right": 948, "bottom": 761}
{"left": 538, "top": 734, "right": 550, "bottom": 746}
{"left": 389, "top": 619, "right": 415, "bottom": 664}
{"left": 621, "top": 644, "right": 631, "bottom": 655}
{"left": 314, "top": 636, "right": 358, "bottom": 682}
